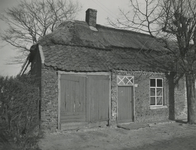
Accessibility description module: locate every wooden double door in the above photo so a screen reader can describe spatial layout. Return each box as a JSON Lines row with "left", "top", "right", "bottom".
{"left": 60, "top": 74, "right": 110, "bottom": 125}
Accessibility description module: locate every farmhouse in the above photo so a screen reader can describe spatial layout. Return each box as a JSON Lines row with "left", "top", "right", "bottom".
{"left": 27, "top": 9, "right": 186, "bottom": 131}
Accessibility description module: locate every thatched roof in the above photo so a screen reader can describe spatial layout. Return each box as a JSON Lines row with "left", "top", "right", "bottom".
{"left": 36, "top": 20, "right": 171, "bottom": 72}
{"left": 39, "top": 20, "right": 166, "bottom": 51}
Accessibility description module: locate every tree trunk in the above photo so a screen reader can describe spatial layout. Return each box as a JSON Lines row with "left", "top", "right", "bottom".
{"left": 186, "top": 72, "right": 196, "bottom": 124}
{"left": 167, "top": 73, "right": 175, "bottom": 120}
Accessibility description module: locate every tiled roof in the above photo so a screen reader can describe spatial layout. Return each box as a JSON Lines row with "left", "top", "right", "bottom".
{"left": 38, "top": 20, "right": 170, "bottom": 72}
{"left": 42, "top": 45, "right": 170, "bottom": 72}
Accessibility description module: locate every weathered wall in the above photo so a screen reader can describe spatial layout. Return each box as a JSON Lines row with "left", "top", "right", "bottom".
{"left": 30, "top": 48, "right": 42, "bottom": 121}
{"left": 133, "top": 71, "right": 169, "bottom": 122}
{"left": 111, "top": 71, "right": 118, "bottom": 125}
{"left": 41, "top": 66, "right": 58, "bottom": 132}
{"left": 175, "top": 77, "right": 187, "bottom": 119}
{"left": 40, "top": 68, "right": 186, "bottom": 131}
{"left": 111, "top": 70, "right": 169, "bottom": 124}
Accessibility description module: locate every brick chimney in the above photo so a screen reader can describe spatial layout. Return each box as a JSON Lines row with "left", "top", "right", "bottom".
{"left": 85, "top": 8, "right": 97, "bottom": 27}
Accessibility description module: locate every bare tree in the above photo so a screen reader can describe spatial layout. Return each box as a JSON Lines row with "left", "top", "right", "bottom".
{"left": 108, "top": 0, "right": 163, "bottom": 36}
{"left": 0, "top": 0, "right": 82, "bottom": 56}
{"left": 109, "top": 0, "right": 196, "bottom": 123}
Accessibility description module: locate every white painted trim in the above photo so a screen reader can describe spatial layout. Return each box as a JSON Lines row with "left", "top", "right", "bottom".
{"left": 57, "top": 73, "right": 61, "bottom": 130}
{"left": 149, "top": 78, "right": 164, "bottom": 106}
{"left": 150, "top": 105, "right": 167, "bottom": 109}
{"left": 117, "top": 75, "right": 134, "bottom": 86}
{"left": 38, "top": 45, "right": 45, "bottom": 64}
{"left": 58, "top": 71, "right": 110, "bottom": 76}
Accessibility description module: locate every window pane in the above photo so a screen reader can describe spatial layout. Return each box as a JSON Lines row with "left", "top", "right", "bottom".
{"left": 150, "top": 88, "right": 155, "bottom": 96}
{"left": 157, "top": 79, "right": 162, "bottom": 87}
{"left": 157, "top": 97, "right": 163, "bottom": 105}
{"left": 150, "top": 79, "right": 155, "bottom": 87}
{"left": 157, "top": 88, "right": 162, "bottom": 96}
{"left": 150, "top": 97, "right": 155, "bottom": 105}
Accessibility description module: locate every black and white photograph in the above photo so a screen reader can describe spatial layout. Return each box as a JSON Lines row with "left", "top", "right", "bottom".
{"left": 1, "top": 0, "right": 196, "bottom": 149}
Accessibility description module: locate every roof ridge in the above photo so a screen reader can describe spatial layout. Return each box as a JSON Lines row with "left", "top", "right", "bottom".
{"left": 96, "top": 24, "right": 155, "bottom": 38}
{"left": 58, "top": 20, "right": 157, "bottom": 38}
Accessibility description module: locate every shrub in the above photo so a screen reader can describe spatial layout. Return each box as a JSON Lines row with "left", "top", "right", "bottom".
{"left": 0, "top": 75, "right": 42, "bottom": 150}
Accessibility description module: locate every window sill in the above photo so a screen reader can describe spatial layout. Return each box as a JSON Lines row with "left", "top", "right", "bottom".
{"left": 150, "top": 105, "right": 167, "bottom": 109}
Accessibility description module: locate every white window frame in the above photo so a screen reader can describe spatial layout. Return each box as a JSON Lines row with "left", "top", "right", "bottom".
{"left": 117, "top": 75, "right": 134, "bottom": 86}
{"left": 149, "top": 78, "right": 166, "bottom": 109}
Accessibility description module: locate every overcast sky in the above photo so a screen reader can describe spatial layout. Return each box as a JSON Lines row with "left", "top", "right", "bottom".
{"left": 0, "top": 0, "right": 130, "bottom": 76}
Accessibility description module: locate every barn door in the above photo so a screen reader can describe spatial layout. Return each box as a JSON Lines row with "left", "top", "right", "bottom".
{"left": 60, "top": 75, "right": 86, "bottom": 123}
{"left": 118, "top": 86, "right": 133, "bottom": 123}
{"left": 87, "top": 75, "right": 109, "bottom": 123}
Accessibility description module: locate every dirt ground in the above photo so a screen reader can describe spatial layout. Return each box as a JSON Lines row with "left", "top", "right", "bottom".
{"left": 39, "top": 121, "right": 196, "bottom": 150}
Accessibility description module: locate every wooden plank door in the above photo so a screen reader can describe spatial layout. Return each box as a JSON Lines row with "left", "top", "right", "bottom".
{"left": 60, "top": 75, "right": 86, "bottom": 123}
{"left": 118, "top": 86, "right": 133, "bottom": 123}
{"left": 87, "top": 75, "right": 109, "bottom": 123}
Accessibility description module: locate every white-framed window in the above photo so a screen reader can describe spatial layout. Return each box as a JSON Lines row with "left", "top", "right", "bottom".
{"left": 150, "top": 78, "right": 164, "bottom": 106}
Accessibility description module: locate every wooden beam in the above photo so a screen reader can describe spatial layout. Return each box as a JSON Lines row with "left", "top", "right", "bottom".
{"left": 19, "top": 57, "right": 28, "bottom": 75}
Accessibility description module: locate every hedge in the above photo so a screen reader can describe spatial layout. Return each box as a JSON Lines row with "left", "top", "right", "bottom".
{"left": 0, "top": 75, "right": 41, "bottom": 150}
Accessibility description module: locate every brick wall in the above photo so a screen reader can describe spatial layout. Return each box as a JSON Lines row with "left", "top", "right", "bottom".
{"left": 175, "top": 76, "right": 187, "bottom": 119}
{"left": 41, "top": 66, "right": 58, "bottom": 132}
{"left": 30, "top": 48, "right": 43, "bottom": 123}
{"left": 39, "top": 68, "right": 187, "bottom": 131}
{"left": 111, "top": 71, "right": 118, "bottom": 125}
{"left": 30, "top": 49, "right": 58, "bottom": 132}
{"left": 111, "top": 70, "right": 169, "bottom": 123}
{"left": 111, "top": 70, "right": 187, "bottom": 124}
{"left": 134, "top": 71, "right": 169, "bottom": 122}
